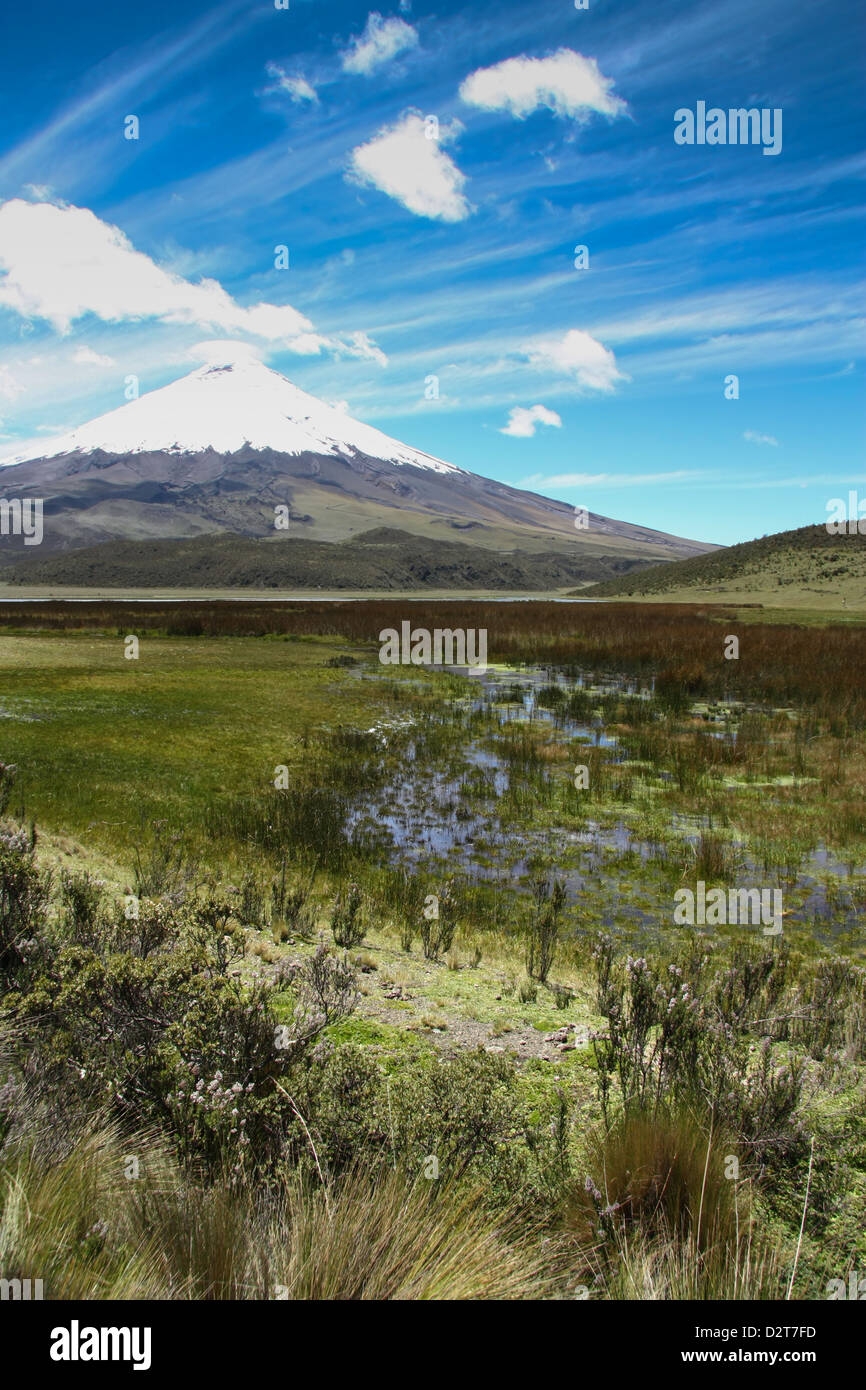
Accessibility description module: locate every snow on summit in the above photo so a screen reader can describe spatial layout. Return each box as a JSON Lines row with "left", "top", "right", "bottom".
{"left": 5, "top": 361, "right": 460, "bottom": 474}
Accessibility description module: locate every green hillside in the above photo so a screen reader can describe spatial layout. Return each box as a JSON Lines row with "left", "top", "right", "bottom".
{"left": 581, "top": 523, "right": 866, "bottom": 609}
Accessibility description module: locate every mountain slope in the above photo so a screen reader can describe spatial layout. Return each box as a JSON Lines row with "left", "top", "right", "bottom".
{"left": 580, "top": 524, "right": 866, "bottom": 609}
{"left": 1, "top": 526, "right": 653, "bottom": 591}
{"left": 0, "top": 360, "right": 714, "bottom": 580}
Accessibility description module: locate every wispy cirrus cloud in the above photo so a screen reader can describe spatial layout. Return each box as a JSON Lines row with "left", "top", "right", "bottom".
{"left": 348, "top": 112, "right": 471, "bottom": 222}
{"left": 521, "top": 470, "right": 701, "bottom": 489}
{"left": 265, "top": 63, "right": 318, "bottom": 103}
{"left": 341, "top": 13, "right": 419, "bottom": 76}
{"left": 743, "top": 430, "right": 779, "bottom": 446}
{"left": 72, "top": 346, "right": 115, "bottom": 367}
{"left": 0, "top": 0, "right": 264, "bottom": 190}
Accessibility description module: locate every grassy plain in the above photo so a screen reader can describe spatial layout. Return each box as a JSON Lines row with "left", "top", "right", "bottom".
{"left": 0, "top": 599, "right": 863, "bottom": 1300}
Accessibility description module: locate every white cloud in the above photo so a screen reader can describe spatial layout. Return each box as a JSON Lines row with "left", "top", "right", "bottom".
{"left": 460, "top": 49, "right": 627, "bottom": 122}
{"left": 279, "top": 329, "right": 388, "bottom": 363}
{"left": 72, "top": 345, "right": 115, "bottom": 367}
{"left": 500, "top": 404, "right": 562, "bottom": 437}
{"left": 187, "top": 339, "right": 264, "bottom": 365}
{"left": 348, "top": 113, "right": 470, "bottom": 222}
{"left": 0, "top": 199, "right": 311, "bottom": 338}
{"left": 524, "top": 328, "right": 627, "bottom": 392}
{"left": 0, "top": 200, "right": 386, "bottom": 363}
{"left": 0, "top": 366, "right": 24, "bottom": 400}
{"left": 341, "top": 13, "right": 418, "bottom": 75}
{"left": 743, "top": 430, "right": 779, "bottom": 446}
{"left": 341, "top": 330, "right": 388, "bottom": 366}
{"left": 265, "top": 64, "right": 318, "bottom": 104}
{"left": 186, "top": 333, "right": 385, "bottom": 370}
{"left": 284, "top": 332, "right": 331, "bottom": 356}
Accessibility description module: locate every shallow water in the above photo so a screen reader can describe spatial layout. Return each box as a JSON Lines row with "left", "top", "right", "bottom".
{"left": 347, "top": 661, "right": 866, "bottom": 943}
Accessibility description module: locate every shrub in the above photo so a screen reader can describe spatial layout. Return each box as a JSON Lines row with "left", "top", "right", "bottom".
{"left": 526, "top": 875, "right": 566, "bottom": 983}
{"left": 238, "top": 872, "right": 269, "bottom": 930}
{"left": 330, "top": 882, "right": 365, "bottom": 949}
{"left": 270, "top": 857, "right": 317, "bottom": 938}
{"left": 420, "top": 880, "right": 459, "bottom": 961}
{"left": 297, "top": 1043, "right": 387, "bottom": 1174}
{"left": 59, "top": 870, "right": 109, "bottom": 951}
{"left": 518, "top": 976, "right": 537, "bottom": 1004}
{"left": 2, "top": 887, "right": 358, "bottom": 1178}
{"left": 132, "top": 820, "right": 193, "bottom": 901}
{"left": 0, "top": 821, "right": 49, "bottom": 990}
{"left": 549, "top": 983, "right": 573, "bottom": 1010}
{"left": 0, "top": 761, "right": 17, "bottom": 817}
{"left": 391, "top": 1050, "right": 528, "bottom": 1188}
{"left": 590, "top": 936, "right": 806, "bottom": 1164}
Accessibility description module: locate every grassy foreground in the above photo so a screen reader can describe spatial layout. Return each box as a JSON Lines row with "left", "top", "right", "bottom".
{"left": 0, "top": 601, "right": 864, "bottom": 1300}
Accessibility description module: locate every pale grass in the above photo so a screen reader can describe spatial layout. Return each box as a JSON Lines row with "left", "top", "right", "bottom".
{"left": 0, "top": 1125, "right": 552, "bottom": 1301}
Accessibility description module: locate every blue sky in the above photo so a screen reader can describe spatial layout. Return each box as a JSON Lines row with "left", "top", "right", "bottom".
{"left": 0, "top": 0, "right": 863, "bottom": 544}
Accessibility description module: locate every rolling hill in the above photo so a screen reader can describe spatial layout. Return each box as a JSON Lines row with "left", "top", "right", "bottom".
{"left": 581, "top": 523, "right": 866, "bottom": 609}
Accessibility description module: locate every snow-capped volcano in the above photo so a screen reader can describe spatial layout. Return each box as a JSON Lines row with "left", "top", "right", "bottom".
{"left": 0, "top": 359, "right": 713, "bottom": 570}
{"left": 4, "top": 359, "right": 460, "bottom": 474}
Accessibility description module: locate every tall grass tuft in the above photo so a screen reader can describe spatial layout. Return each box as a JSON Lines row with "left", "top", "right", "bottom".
{"left": 568, "top": 1109, "right": 787, "bottom": 1299}
{"left": 572, "top": 1109, "right": 740, "bottom": 1249}
{"left": 0, "top": 1125, "right": 552, "bottom": 1300}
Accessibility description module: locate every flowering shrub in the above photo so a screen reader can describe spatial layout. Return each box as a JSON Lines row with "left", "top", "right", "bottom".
{"left": 1, "top": 884, "right": 358, "bottom": 1179}
{"left": 591, "top": 934, "right": 804, "bottom": 1162}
